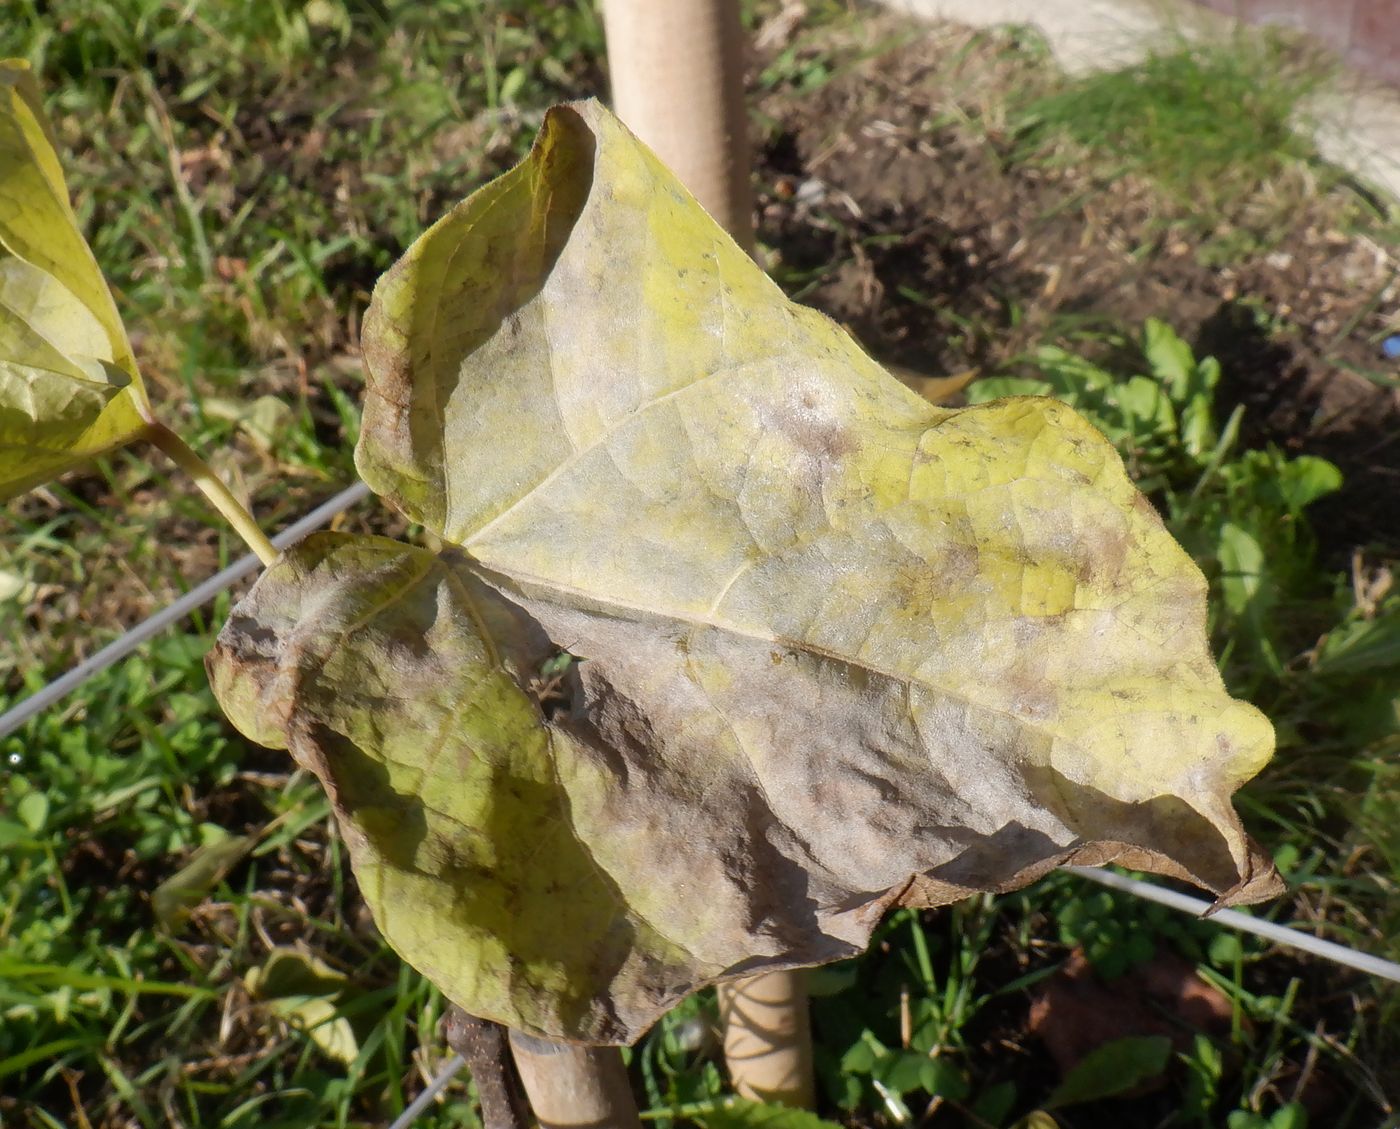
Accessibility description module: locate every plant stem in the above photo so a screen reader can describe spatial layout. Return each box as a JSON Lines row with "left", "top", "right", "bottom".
{"left": 142, "top": 419, "right": 279, "bottom": 567}
{"left": 443, "top": 1008, "right": 529, "bottom": 1129}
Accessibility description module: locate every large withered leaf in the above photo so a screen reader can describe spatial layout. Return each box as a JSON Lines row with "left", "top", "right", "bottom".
{"left": 210, "top": 101, "right": 1279, "bottom": 1044}
{"left": 0, "top": 59, "right": 149, "bottom": 499}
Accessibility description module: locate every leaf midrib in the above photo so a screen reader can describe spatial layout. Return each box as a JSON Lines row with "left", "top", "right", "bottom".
{"left": 467, "top": 558, "right": 1057, "bottom": 746}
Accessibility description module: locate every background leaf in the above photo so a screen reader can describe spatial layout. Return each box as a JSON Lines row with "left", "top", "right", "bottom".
{"left": 245, "top": 948, "right": 359, "bottom": 1066}
{"left": 0, "top": 58, "right": 149, "bottom": 498}
{"left": 1045, "top": 1034, "right": 1172, "bottom": 1108}
{"left": 691, "top": 1097, "right": 845, "bottom": 1129}
{"left": 151, "top": 832, "right": 255, "bottom": 932}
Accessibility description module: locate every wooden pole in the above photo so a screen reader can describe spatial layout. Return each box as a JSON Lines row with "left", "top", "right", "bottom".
{"left": 508, "top": 1032, "right": 643, "bottom": 1129}
{"left": 600, "top": 0, "right": 816, "bottom": 1109}
{"left": 716, "top": 970, "right": 817, "bottom": 1108}
{"left": 600, "top": 0, "right": 754, "bottom": 251}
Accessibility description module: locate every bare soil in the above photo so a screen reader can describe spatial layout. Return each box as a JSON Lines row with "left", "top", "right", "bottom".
{"left": 751, "top": 21, "right": 1400, "bottom": 558}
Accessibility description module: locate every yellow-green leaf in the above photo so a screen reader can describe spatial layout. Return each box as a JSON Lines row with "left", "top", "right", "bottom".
{"left": 245, "top": 946, "right": 348, "bottom": 999}
{"left": 0, "top": 59, "right": 149, "bottom": 499}
{"left": 151, "top": 833, "right": 256, "bottom": 933}
{"left": 245, "top": 947, "right": 359, "bottom": 1066}
{"left": 211, "top": 100, "right": 1279, "bottom": 1045}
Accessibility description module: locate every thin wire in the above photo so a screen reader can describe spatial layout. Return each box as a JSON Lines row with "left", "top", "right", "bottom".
{"left": 7, "top": 479, "right": 1400, "bottom": 992}
{"left": 386, "top": 1054, "right": 467, "bottom": 1129}
{"left": 1065, "top": 865, "right": 1400, "bottom": 984}
{"left": 0, "top": 480, "right": 371, "bottom": 742}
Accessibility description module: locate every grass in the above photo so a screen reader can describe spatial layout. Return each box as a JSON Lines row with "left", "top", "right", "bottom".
{"left": 1011, "top": 29, "right": 1342, "bottom": 247}
{"left": 2, "top": 0, "right": 605, "bottom": 679}
{"left": 3, "top": 2, "right": 604, "bottom": 1125}
{"left": 3, "top": 2, "right": 1400, "bottom": 1128}
{"left": 1016, "top": 32, "right": 1330, "bottom": 199}
{"left": 0, "top": 630, "right": 465, "bottom": 1128}
{"left": 999, "top": 24, "right": 1400, "bottom": 288}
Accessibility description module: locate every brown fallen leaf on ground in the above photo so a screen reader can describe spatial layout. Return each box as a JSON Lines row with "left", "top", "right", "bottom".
{"left": 1028, "top": 948, "right": 1234, "bottom": 1080}
{"left": 884, "top": 363, "right": 979, "bottom": 405}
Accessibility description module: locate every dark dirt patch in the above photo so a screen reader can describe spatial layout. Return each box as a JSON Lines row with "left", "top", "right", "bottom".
{"left": 751, "top": 21, "right": 1400, "bottom": 557}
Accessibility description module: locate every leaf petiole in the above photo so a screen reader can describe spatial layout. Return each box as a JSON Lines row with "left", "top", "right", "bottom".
{"left": 142, "top": 418, "right": 279, "bottom": 567}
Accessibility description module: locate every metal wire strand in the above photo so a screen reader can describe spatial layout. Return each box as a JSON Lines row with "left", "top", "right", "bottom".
{"left": 0, "top": 481, "right": 370, "bottom": 743}
{"left": 6, "top": 477, "right": 1400, "bottom": 1004}
{"left": 1066, "top": 865, "right": 1400, "bottom": 984}
{"left": 386, "top": 1054, "right": 468, "bottom": 1129}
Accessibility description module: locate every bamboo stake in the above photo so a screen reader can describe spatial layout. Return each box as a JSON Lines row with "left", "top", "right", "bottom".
{"left": 600, "top": 0, "right": 754, "bottom": 251}
{"left": 508, "top": 1032, "right": 643, "bottom": 1129}
{"left": 716, "top": 971, "right": 817, "bottom": 1108}
{"left": 600, "top": 0, "right": 816, "bottom": 1109}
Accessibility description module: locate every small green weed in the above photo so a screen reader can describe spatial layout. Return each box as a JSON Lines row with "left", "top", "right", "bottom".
{"left": 0, "top": 633, "right": 466, "bottom": 1127}
{"left": 1228, "top": 1104, "right": 1309, "bottom": 1129}
{"left": 1050, "top": 884, "right": 1205, "bottom": 978}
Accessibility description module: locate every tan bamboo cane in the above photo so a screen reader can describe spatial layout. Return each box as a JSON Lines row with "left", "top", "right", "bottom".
{"left": 508, "top": 1032, "right": 643, "bottom": 1129}
{"left": 600, "top": 0, "right": 754, "bottom": 249}
{"left": 598, "top": 0, "right": 816, "bottom": 1109}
